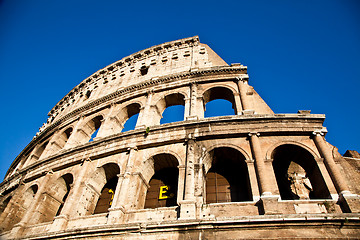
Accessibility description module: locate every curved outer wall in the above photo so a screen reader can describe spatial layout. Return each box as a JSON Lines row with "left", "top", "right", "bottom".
{"left": 0, "top": 36, "right": 359, "bottom": 239}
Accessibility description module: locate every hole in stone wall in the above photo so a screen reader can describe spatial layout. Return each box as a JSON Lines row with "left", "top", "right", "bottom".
{"left": 140, "top": 66, "right": 149, "bottom": 75}
{"left": 85, "top": 90, "right": 91, "bottom": 99}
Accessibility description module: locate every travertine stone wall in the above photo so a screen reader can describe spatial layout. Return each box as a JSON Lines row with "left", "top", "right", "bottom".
{"left": 0, "top": 37, "right": 359, "bottom": 240}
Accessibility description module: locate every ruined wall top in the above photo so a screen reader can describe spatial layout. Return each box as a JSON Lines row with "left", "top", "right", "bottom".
{"left": 45, "top": 36, "right": 229, "bottom": 126}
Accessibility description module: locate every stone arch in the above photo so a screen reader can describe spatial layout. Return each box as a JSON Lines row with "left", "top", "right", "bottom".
{"left": 205, "top": 147, "right": 252, "bottom": 203}
{"left": 154, "top": 92, "right": 186, "bottom": 125}
{"left": 0, "top": 184, "right": 38, "bottom": 231}
{"left": 202, "top": 86, "right": 238, "bottom": 116}
{"left": 84, "top": 163, "right": 120, "bottom": 215}
{"left": 203, "top": 143, "right": 251, "bottom": 173}
{"left": 69, "top": 115, "right": 104, "bottom": 145}
{"left": 110, "top": 102, "right": 142, "bottom": 133}
{"left": 35, "top": 173, "right": 73, "bottom": 223}
{"left": 44, "top": 126, "right": 74, "bottom": 157}
{"left": 0, "top": 196, "right": 11, "bottom": 217}
{"left": 265, "top": 141, "right": 320, "bottom": 161}
{"left": 271, "top": 144, "right": 331, "bottom": 200}
{"left": 28, "top": 140, "right": 50, "bottom": 163}
{"left": 142, "top": 148, "right": 184, "bottom": 169}
{"left": 142, "top": 153, "right": 180, "bottom": 209}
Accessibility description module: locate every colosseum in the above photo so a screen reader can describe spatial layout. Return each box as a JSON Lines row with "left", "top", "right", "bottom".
{"left": 0, "top": 36, "right": 359, "bottom": 239}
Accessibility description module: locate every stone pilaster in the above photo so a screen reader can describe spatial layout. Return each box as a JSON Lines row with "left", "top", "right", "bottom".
{"left": 187, "top": 83, "right": 200, "bottom": 120}
{"left": 10, "top": 171, "right": 53, "bottom": 238}
{"left": 50, "top": 159, "right": 91, "bottom": 232}
{"left": 95, "top": 104, "right": 115, "bottom": 138}
{"left": 136, "top": 91, "right": 154, "bottom": 128}
{"left": 112, "top": 147, "right": 137, "bottom": 214}
{"left": 64, "top": 116, "right": 85, "bottom": 149}
{"left": 179, "top": 138, "right": 197, "bottom": 219}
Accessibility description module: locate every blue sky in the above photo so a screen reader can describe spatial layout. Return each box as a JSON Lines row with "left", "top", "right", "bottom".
{"left": 0, "top": 0, "right": 359, "bottom": 180}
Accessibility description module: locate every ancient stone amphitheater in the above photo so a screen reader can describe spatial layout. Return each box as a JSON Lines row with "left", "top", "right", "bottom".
{"left": 0, "top": 36, "right": 359, "bottom": 239}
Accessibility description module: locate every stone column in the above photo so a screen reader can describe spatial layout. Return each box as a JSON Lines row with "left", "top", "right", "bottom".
{"left": 312, "top": 131, "right": 349, "bottom": 194}
{"left": 248, "top": 133, "right": 271, "bottom": 195}
{"left": 10, "top": 171, "right": 53, "bottom": 238}
{"left": 179, "top": 138, "right": 197, "bottom": 219}
{"left": 249, "top": 133, "right": 283, "bottom": 214}
{"left": 312, "top": 131, "right": 360, "bottom": 212}
{"left": 237, "top": 77, "right": 251, "bottom": 112}
{"left": 50, "top": 159, "right": 91, "bottom": 231}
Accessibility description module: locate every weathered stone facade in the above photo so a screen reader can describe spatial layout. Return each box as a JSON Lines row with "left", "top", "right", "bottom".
{"left": 0, "top": 36, "right": 359, "bottom": 239}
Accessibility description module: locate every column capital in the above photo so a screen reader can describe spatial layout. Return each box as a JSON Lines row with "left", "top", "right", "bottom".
{"left": 312, "top": 128, "right": 328, "bottom": 136}
{"left": 235, "top": 75, "right": 249, "bottom": 82}
{"left": 248, "top": 132, "right": 260, "bottom": 137}
{"left": 126, "top": 146, "right": 138, "bottom": 154}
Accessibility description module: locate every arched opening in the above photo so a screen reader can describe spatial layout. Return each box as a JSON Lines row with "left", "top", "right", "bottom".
{"left": 203, "top": 87, "right": 236, "bottom": 117}
{"left": 93, "top": 163, "right": 120, "bottom": 214}
{"left": 55, "top": 174, "right": 73, "bottom": 216}
{"left": 85, "top": 90, "right": 91, "bottom": 99}
{"left": 160, "top": 105, "right": 185, "bottom": 124}
{"left": 37, "top": 174, "right": 73, "bottom": 223}
{"left": 23, "top": 185, "right": 38, "bottom": 209}
{"left": 206, "top": 147, "right": 252, "bottom": 203}
{"left": 1, "top": 185, "right": 38, "bottom": 231}
{"left": 272, "top": 144, "right": 331, "bottom": 200}
{"left": 87, "top": 115, "right": 103, "bottom": 142}
{"left": 157, "top": 93, "right": 185, "bottom": 125}
{"left": 121, "top": 103, "right": 141, "bottom": 132}
{"left": 29, "top": 141, "right": 49, "bottom": 162}
{"left": 144, "top": 154, "right": 179, "bottom": 209}
{"left": 0, "top": 196, "right": 11, "bottom": 216}
{"left": 47, "top": 127, "right": 73, "bottom": 155}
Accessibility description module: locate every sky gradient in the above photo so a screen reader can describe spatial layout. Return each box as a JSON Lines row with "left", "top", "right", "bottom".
{"left": 0, "top": 0, "right": 359, "bottom": 180}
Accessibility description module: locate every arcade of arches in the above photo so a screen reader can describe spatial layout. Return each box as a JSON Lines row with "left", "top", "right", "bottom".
{"left": 1, "top": 139, "right": 353, "bottom": 234}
